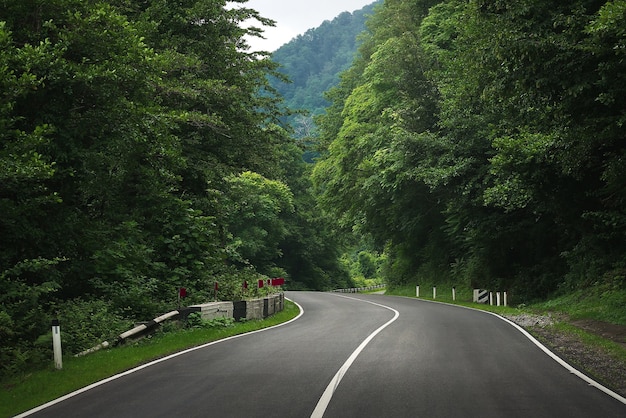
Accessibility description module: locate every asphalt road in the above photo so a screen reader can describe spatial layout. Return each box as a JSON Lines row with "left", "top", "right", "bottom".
{"left": 22, "top": 292, "right": 626, "bottom": 417}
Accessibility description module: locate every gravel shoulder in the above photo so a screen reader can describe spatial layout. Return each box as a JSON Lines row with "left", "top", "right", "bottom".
{"left": 504, "top": 313, "right": 626, "bottom": 398}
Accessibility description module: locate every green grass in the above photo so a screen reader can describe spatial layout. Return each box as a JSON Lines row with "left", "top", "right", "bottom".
{"left": 550, "top": 322, "right": 626, "bottom": 363}
{"left": 385, "top": 282, "right": 626, "bottom": 321}
{"left": 0, "top": 301, "right": 300, "bottom": 418}
{"left": 532, "top": 287, "right": 626, "bottom": 325}
{"left": 386, "top": 283, "right": 520, "bottom": 315}
{"left": 385, "top": 283, "right": 626, "bottom": 363}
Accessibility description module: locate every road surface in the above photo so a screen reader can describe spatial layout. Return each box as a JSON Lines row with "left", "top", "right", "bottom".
{"left": 21, "top": 292, "right": 626, "bottom": 417}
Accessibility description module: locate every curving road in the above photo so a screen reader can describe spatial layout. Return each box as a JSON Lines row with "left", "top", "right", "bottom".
{"left": 21, "top": 292, "right": 626, "bottom": 417}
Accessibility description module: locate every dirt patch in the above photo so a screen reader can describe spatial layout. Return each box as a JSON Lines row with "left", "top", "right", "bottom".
{"left": 570, "top": 319, "right": 626, "bottom": 348}
{"left": 505, "top": 315, "right": 626, "bottom": 398}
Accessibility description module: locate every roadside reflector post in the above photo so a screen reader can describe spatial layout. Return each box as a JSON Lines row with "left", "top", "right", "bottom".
{"left": 52, "top": 319, "right": 62, "bottom": 370}
{"left": 416, "top": 285, "right": 420, "bottom": 298}
{"left": 489, "top": 292, "right": 494, "bottom": 306}
{"left": 504, "top": 291, "right": 508, "bottom": 307}
{"left": 496, "top": 292, "right": 501, "bottom": 306}
{"left": 433, "top": 287, "right": 436, "bottom": 299}
{"left": 452, "top": 286, "right": 456, "bottom": 301}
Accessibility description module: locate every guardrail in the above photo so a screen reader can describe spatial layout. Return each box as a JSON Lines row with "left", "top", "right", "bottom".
{"left": 75, "top": 293, "right": 285, "bottom": 357}
{"left": 332, "top": 284, "right": 386, "bottom": 293}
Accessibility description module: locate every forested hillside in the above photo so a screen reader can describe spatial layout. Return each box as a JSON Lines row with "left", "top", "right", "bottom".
{"left": 0, "top": 0, "right": 349, "bottom": 378}
{"left": 3, "top": 0, "right": 625, "bottom": 381}
{"left": 314, "top": 0, "right": 626, "bottom": 300}
{"left": 270, "top": 1, "right": 381, "bottom": 139}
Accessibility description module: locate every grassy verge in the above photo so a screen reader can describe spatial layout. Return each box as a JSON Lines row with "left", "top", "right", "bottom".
{"left": 385, "top": 283, "right": 626, "bottom": 321}
{"left": 532, "top": 286, "right": 626, "bottom": 325}
{"left": 0, "top": 300, "right": 300, "bottom": 418}
{"left": 549, "top": 322, "right": 626, "bottom": 363}
{"left": 384, "top": 283, "right": 626, "bottom": 362}
{"left": 385, "top": 283, "right": 519, "bottom": 315}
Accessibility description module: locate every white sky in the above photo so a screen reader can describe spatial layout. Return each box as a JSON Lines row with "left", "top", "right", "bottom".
{"left": 237, "top": 0, "right": 377, "bottom": 52}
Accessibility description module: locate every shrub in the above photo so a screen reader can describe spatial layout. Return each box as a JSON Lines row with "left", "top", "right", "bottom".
{"left": 49, "top": 298, "right": 133, "bottom": 355}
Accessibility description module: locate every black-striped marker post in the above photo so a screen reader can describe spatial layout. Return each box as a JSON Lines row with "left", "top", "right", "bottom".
{"left": 473, "top": 289, "right": 489, "bottom": 304}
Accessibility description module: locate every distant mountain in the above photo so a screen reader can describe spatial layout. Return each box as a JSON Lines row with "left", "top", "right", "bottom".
{"left": 270, "top": 1, "right": 381, "bottom": 139}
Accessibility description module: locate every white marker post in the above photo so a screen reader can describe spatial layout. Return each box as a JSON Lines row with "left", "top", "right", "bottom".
{"left": 452, "top": 286, "right": 456, "bottom": 301}
{"left": 416, "top": 285, "right": 420, "bottom": 298}
{"left": 433, "top": 287, "right": 436, "bottom": 299}
{"left": 504, "top": 291, "right": 508, "bottom": 307}
{"left": 496, "top": 292, "right": 501, "bottom": 306}
{"left": 489, "top": 292, "right": 494, "bottom": 306}
{"left": 52, "top": 319, "right": 62, "bottom": 370}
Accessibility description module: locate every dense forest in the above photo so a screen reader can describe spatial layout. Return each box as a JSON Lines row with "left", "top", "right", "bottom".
{"left": 314, "top": 0, "right": 626, "bottom": 299}
{"left": 2, "top": 0, "right": 625, "bottom": 379}
{"left": 270, "top": 1, "right": 380, "bottom": 139}
{"left": 0, "top": 0, "right": 349, "bottom": 377}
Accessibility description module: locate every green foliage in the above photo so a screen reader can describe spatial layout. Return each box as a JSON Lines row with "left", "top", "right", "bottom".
{"left": 314, "top": 0, "right": 626, "bottom": 301}
{"left": 185, "top": 312, "right": 235, "bottom": 329}
{"left": 0, "top": 258, "right": 62, "bottom": 376}
{"left": 49, "top": 299, "right": 133, "bottom": 355}
{"left": 223, "top": 171, "right": 294, "bottom": 272}
{"left": 0, "top": 0, "right": 319, "bottom": 379}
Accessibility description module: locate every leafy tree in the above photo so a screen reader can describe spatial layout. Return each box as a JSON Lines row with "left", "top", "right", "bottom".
{"left": 314, "top": 0, "right": 450, "bottom": 287}
{"left": 0, "top": 0, "right": 296, "bottom": 377}
{"left": 276, "top": 141, "right": 352, "bottom": 290}
{"left": 315, "top": 0, "right": 626, "bottom": 299}
{"left": 223, "top": 171, "right": 294, "bottom": 273}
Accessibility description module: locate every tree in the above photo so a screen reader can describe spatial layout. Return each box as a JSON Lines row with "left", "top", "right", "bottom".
{"left": 315, "top": 0, "right": 626, "bottom": 298}
{"left": 314, "top": 0, "right": 450, "bottom": 286}
{"left": 223, "top": 171, "right": 294, "bottom": 273}
{"left": 0, "top": 0, "right": 295, "bottom": 376}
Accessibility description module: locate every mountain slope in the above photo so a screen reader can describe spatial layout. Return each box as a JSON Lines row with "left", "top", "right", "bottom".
{"left": 270, "top": 1, "right": 381, "bottom": 138}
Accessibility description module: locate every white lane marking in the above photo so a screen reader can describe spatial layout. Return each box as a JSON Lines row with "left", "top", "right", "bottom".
{"left": 401, "top": 296, "right": 626, "bottom": 406}
{"left": 15, "top": 298, "right": 305, "bottom": 418}
{"left": 311, "top": 295, "right": 400, "bottom": 418}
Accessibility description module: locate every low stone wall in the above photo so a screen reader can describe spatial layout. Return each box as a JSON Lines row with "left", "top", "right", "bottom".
{"left": 192, "top": 293, "right": 284, "bottom": 321}
{"left": 189, "top": 301, "right": 234, "bottom": 321}
{"left": 186, "top": 293, "right": 285, "bottom": 322}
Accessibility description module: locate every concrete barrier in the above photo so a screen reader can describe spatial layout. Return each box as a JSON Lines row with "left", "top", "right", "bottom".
{"left": 246, "top": 298, "right": 265, "bottom": 320}
{"left": 190, "top": 301, "right": 233, "bottom": 321}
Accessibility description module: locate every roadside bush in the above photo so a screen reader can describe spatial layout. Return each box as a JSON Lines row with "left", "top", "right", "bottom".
{"left": 48, "top": 298, "right": 133, "bottom": 355}
{"left": 185, "top": 312, "right": 235, "bottom": 329}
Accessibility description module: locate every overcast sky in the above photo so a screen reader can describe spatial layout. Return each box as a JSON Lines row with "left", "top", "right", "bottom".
{"left": 239, "top": 0, "right": 377, "bottom": 52}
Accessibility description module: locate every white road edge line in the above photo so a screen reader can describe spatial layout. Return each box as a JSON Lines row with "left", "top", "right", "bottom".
{"left": 15, "top": 298, "right": 305, "bottom": 418}
{"left": 402, "top": 296, "right": 626, "bottom": 406}
{"left": 311, "top": 295, "right": 400, "bottom": 418}
{"left": 496, "top": 313, "right": 626, "bottom": 405}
